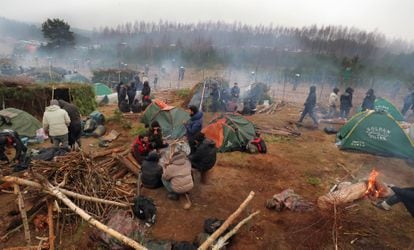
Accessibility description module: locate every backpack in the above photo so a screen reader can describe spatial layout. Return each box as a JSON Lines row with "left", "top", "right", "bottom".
{"left": 248, "top": 137, "right": 267, "bottom": 154}
{"left": 132, "top": 196, "right": 156, "bottom": 225}
{"left": 89, "top": 111, "right": 105, "bottom": 125}
{"left": 131, "top": 99, "right": 142, "bottom": 113}
{"left": 83, "top": 118, "right": 97, "bottom": 133}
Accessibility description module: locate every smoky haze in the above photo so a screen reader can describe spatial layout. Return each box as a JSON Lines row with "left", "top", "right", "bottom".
{"left": 0, "top": 0, "right": 414, "bottom": 41}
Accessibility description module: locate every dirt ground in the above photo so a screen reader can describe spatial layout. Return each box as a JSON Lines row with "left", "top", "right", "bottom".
{"left": 1, "top": 82, "right": 414, "bottom": 249}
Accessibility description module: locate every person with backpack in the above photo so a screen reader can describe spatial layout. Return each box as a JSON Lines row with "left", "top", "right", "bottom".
{"left": 131, "top": 132, "right": 152, "bottom": 165}
{"left": 184, "top": 105, "right": 203, "bottom": 153}
{"left": 188, "top": 132, "right": 217, "bottom": 184}
{"left": 43, "top": 99, "right": 71, "bottom": 149}
{"left": 141, "top": 151, "right": 163, "bottom": 189}
{"left": 247, "top": 132, "right": 267, "bottom": 154}
{"left": 361, "top": 88, "right": 376, "bottom": 111}
{"left": 340, "top": 87, "right": 354, "bottom": 119}
{"left": 148, "top": 121, "right": 168, "bottom": 150}
{"left": 210, "top": 84, "right": 220, "bottom": 112}
{"left": 161, "top": 143, "right": 193, "bottom": 209}
{"left": 297, "top": 86, "right": 318, "bottom": 127}
{"left": 58, "top": 100, "right": 81, "bottom": 149}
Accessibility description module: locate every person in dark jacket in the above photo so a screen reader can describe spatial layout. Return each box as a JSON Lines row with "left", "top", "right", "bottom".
{"left": 401, "top": 92, "right": 414, "bottom": 116}
{"left": 141, "top": 81, "right": 151, "bottom": 108}
{"left": 340, "top": 87, "right": 354, "bottom": 119}
{"left": 231, "top": 82, "right": 240, "bottom": 99}
{"left": 58, "top": 100, "right": 81, "bottom": 148}
{"left": 376, "top": 186, "right": 414, "bottom": 217}
{"left": 127, "top": 81, "right": 137, "bottom": 109}
{"left": 210, "top": 84, "right": 220, "bottom": 112}
{"left": 141, "top": 151, "right": 163, "bottom": 189}
{"left": 131, "top": 132, "right": 151, "bottom": 165}
{"left": 134, "top": 75, "right": 143, "bottom": 91}
{"left": 298, "top": 86, "right": 318, "bottom": 126}
{"left": 117, "top": 81, "right": 127, "bottom": 106}
{"left": 149, "top": 121, "right": 168, "bottom": 150}
{"left": 189, "top": 132, "right": 216, "bottom": 184}
{"left": 0, "top": 129, "right": 27, "bottom": 164}
{"left": 184, "top": 105, "right": 203, "bottom": 153}
{"left": 361, "top": 89, "right": 376, "bottom": 111}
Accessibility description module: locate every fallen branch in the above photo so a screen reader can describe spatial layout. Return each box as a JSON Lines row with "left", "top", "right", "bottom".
{"left": 13, "top": 184, "right": 31, "bottom": 246}
{"left": 116, "top": 156, "right": 140, "bottom": 175}
{"left": 90, "top": 146, "right": 125, "bottom": 159}
{"left": 212, "top": 211, "right": 260, "bottom": 250}
{"left": 47, "top": 199, "right": 55, "bottom": 250}
{"left": 198, "top": 191, "right": 255, "bottom": 250}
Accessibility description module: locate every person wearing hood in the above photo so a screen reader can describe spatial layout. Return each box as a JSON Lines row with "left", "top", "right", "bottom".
{"left": 361, "top": 89, "right": 376, "bottom": 111}
{"left": 131, "top": 132, "right": 151, "bottom": 165}
{"left": 298, "top": 86, "right": 318, "bottom": 127}
{"left": 161, "top": 144, "right": 193, "bottom": 209}
{"left": 149, "top": 121, "right": 168, "bottom": 150}
{"left": 340, "top": 87, "right": 354, "bottom": 119}
{"left": 43, "top": 99, "right": 71, "bottom": 148}
{"left": 210, "top": 84, "right": 220, "bottom": 112}
{"left": 141, "top": 81, "right": 151, "bottom": 109}
{"left": 116, "top": 81, "right": 128, "bottom": 110}
{"left": 188, "top": 132, "right": 217, "bottom": 184}
{"left": 328, "top": 87, "right": 339, "bottom": 118}
{"left": 127, "top": 81, "right": 137, "bottom": 110}
{"left": 141, "top": 151, "right": 163, "bottom": 189}
{"left": 58, "top": 100, "right": 81, "bottom": 149}
{"left": 184, "top": 105, "right": 203, "bottom": 152}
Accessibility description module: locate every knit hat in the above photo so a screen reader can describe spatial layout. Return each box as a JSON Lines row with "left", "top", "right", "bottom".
{"left": 50, "top": 99, "right": 59, "bottom": 106}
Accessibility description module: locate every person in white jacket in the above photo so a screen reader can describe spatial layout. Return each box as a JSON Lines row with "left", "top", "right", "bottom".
{"left": 43, "top": 99, "right": 71, "bottom": 148}
{"left": 328, "top": 87, "right": 339, "bottom": 118}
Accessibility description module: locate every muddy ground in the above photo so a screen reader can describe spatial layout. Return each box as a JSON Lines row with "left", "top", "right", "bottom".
{"left": 1, "top": 82, "right": 414, "bottom": 250}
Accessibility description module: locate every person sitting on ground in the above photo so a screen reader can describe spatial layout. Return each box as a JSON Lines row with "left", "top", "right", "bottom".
{"left": 184, "top": 105, "right": 203, "bottom": 153}
{"left": 401, "top": 92, "right": 414, "bottom": 117}
{"left": 131, "top": 132, "right": 152, "bottom": 165}
{"left": 376, "top": 186, "right": 414, "bottom": 217}
{"left": 58, "top": 100, "right": 81, "bottom": 149}
{"left": 231, "top": 82, "right": 240, "bottom": 99}
{"left": 340, "top": 87, "right": 354, "bottom": 119}
{"left": 297, "top": 86, "right": 318, "bottom": 127}
{"left": 43, "top": 99, "right": 71, "bottom": 149}
{"left": 361, "top": 88, "right": 376, "bottom": 111}
{"left": 328, "top": 87, "right": 339, "bottom": 118}
{"left": 149, "top": 121, "right": 168, "bottom": 150}
{"left": 0, "top": 129, "right": 27, "bottom": 164}
{"left": 161, "top": 143, "right": 193, "bottom": 209}
{"left": 141, "top": 151, "right": 163, "bottom": 189}
{"left": 188, "top": 132, "right": 217, "bottom": 184}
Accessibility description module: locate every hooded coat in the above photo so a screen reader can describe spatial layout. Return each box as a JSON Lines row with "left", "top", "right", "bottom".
{"left": 340, "top": 88, "right": 354, "bottom": 110}
{"left": 58, "top": 100, "right": 81, "bottom": 124}
{"left": 162, "top": 151, "right": 194, "bottom": 193}
{"left": 304, "top": 86, "right": 316, "bottom": 109}
{"left": 185, "top": 111, "right": 203, "bottom": 139}
{"left": 361, "top": 90, "right": 376, "bottom": 111}
{"left": 141, "top": 152, "right": 163, "bottom": 189}
{"left": 42, "top": 105, "right": 70, "bottom": 136}
{"left": 189, "top": 138, "right": 217, "bottom": 171}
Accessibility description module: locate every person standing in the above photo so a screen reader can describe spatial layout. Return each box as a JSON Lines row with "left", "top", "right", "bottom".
{"left": 153, "top": 74, "right": 158, "bottom": 90}
{"left": 401, "top": 92, "right": 414, "bottom": 116}
{"left": 141, "top": 81, "right": 151, "bottom": 109}
{"left": 328, "top": 87, "right": 339, "bottom": 118}
{"left": 210, "top": 84, "right": 220, "bottom": 112}
{"left": 58, "top": 100, "right": 81, "bottom": 149}
{"left": 231, "top": 82, "right": 240, "bottom": 99}
{"left": 340, "top": 87, "right": 354, "bottom": 119}
{"left": 184, "top": 105, "right": 203, "bottom": 152}
{"left": 361, "top": 89, "right": 376, "bottom": 111}
{"left": 43, "top": 99, "right": 71, "bottom": 148}
{"left": 127, "top": 81, "right": 137, "bottom": 111}
{"left": 297, "top": 86, "right": 318, "bottom": 127}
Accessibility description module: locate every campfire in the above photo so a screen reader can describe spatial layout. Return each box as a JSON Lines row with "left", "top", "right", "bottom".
{"left": 365, "top": 169, "right": 386, "bottom": 198}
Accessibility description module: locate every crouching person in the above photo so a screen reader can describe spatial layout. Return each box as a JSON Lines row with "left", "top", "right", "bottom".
{"left": 161, "top": 144, "right": 193, "bottom": 209}
{"left": 188, "top": 132, "right": 217, "bottom": 184}
{"left": 141, "top": 151, "right": 163, "bottom": 189}
{"left": 131, "top": 132, "right": 151, "bottom": 165}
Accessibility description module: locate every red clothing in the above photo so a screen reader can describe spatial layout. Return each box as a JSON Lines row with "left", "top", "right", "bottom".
{"left": 131, "top": 137, "right": 151, "bottom": 164}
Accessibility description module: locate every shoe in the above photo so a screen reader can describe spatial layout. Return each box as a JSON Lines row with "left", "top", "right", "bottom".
{"left": 375, "top": 201, "right": 391, "bottom": 211}
{"left": 183, "top": 193, "right": 192, "bottom": 210}
{"left": 167, "top": 192, "right": 179, "bottom": 201}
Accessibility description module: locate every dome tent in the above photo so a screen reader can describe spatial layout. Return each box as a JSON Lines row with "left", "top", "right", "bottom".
{"left": 203, "top": 114, "right": 257, "bottom": 152}
{"left": 0, "top": 108, "right": 42, "bottom": 137}
{"left": 336, "top": 110, "right": 414, "bottom": 159}
{"left": 356, "top": 97, "right": 403, "bottom": 121}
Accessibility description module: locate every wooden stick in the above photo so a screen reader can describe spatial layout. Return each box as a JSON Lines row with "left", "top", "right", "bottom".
{"left": 127, "top": 153, "right": 141, "bottom": 169}
{"left": 45, "top": 182, "right": 147, "bottom": 250}
{"left": 2, "top": 176, "right": 130, "bottom": 207}
{"left": 13, "top": 184, "right": 31, "bottom": 246}
{"left": 337, "top": 163, "right": 356, "bottom": 180}
{"left": 198, "top": 191, "right": 255, "bottom": 250}
{"left": 91, "top": 146, "right": 125, "bottom": 159}
{"left": 212, "top": 211, "right": 260, "bottom": 250}
{"left": 116, "top": 156, "right": 140, "bottom": 175}
{"left": 47, "top": 199, "right": 55, "bottom": 250}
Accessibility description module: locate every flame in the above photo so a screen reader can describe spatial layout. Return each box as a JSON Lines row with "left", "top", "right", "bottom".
{"left": 365, "top": 169, "right": 380, "bottom": 197}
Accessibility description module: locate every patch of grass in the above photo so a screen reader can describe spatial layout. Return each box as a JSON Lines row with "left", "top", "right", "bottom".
{"left": 176, "top": 88, "right": 191, "bottom": 99}
{"left": 262, "top": 134, "right": 291, "bottom": 143}
{"left": 130, "top": 123, "right": 147, "bottom": 136}
{"left": 106, "top": 109, "right": 123, "bottom": 123}
{"left": 307, "top": 176, "right": 321, "bottom": 186}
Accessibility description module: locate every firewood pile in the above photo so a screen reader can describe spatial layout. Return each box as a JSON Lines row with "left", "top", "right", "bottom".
{"left": 256, "top": 101, "right": 286, "bottom": 114}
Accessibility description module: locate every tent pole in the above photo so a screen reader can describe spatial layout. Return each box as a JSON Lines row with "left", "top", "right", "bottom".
{"left": 199, "top": 80, "right": 207, "bottom": 111}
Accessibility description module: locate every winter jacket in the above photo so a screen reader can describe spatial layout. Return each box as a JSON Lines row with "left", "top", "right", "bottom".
{"left": 340, "top": 92, "right": 353, "bottom": 110}
{"left": 127, "top": 81, "right": 137, "bottom": 95}
{"left": 328, "top": 92, "right": 338, "bottom": 107}
{"left": 141, "top": 152, "right": 163, "bottom": 189}
{"left": 304, "top": 90, "right": 316, "bottom": 108}
{"left": 58, "top": 100, "right": 81, "bottom": 124}
{"left": 189, "top": 138, "right": 217, "bottom": 171}
{"left": 162, "top": 152, "right": 194, "bottom": 193}
{"left": 185, "top": 111, "right": 203, "bottom": 139}
{"left": 131, "top": 137, "right": 151, "bottom": 164}
{"left": 231, "top": 86, "right": 240, "bottom": 98}
{"left": 42, "top": 105, "right": 70, "bottom": 136}
{"left": 142, "top": 85, "right": 151, "bottom": 97}
{"left": 149, "top": 128, "right": 164, "bottom": 149}
{"left": 361, "top": 94, "right": 376, "bottom": 111}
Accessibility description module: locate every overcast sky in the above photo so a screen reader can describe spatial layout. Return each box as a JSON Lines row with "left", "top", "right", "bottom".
{"left": 1, "top": 0, "right": 413, "bottom": 40}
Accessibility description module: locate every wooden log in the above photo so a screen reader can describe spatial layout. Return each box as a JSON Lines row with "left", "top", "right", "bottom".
{"left": 112, "top": 168, "right": 129, "bottom": 180}
{"left": 47, "top": 199, "right": 55, "bottom": 250}
{"left": 127, "top": 153, "right": 141, "bottom": 170}
{"left": 13, "top": 184, "right": 31, "bottom": 246}
{"left": 45, "top": 182, "right": 146, "bottom": 250}
{"left": 91, "top": 146, "right": 125, "bottom": 159}
{"left": 212, "top": 211, "right": 260, "bottom": 250}
{"left": 116, "top": 156, "right": 140, "bottom": 176}
{"left": 198, "top": 191, "right": 255, "bottom": 250}
{"left": 2, "top": 176, "right": 130, "bottom": 207}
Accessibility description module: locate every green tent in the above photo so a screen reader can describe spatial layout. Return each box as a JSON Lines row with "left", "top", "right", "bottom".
{"left": 141, "top": 102, "right": 190, "bottom": 139}
{"left": 337, "top": 110, "right": 414, "bottom": 159}
{"left": 0, "top": 108, "right": 42, "bottom": 137}
{"left": 203, "top": 114, "right": 256, "bottom": 152}
{"left": 94, "top": 83, "right": 112, "bottom": 96}
{"left": 357, "top": 97, "right": 403, "bottom": 121}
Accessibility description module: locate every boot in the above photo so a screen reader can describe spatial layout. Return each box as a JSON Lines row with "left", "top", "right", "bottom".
{"left": 183, "top": 193, "right": 192, "bottom": 210}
